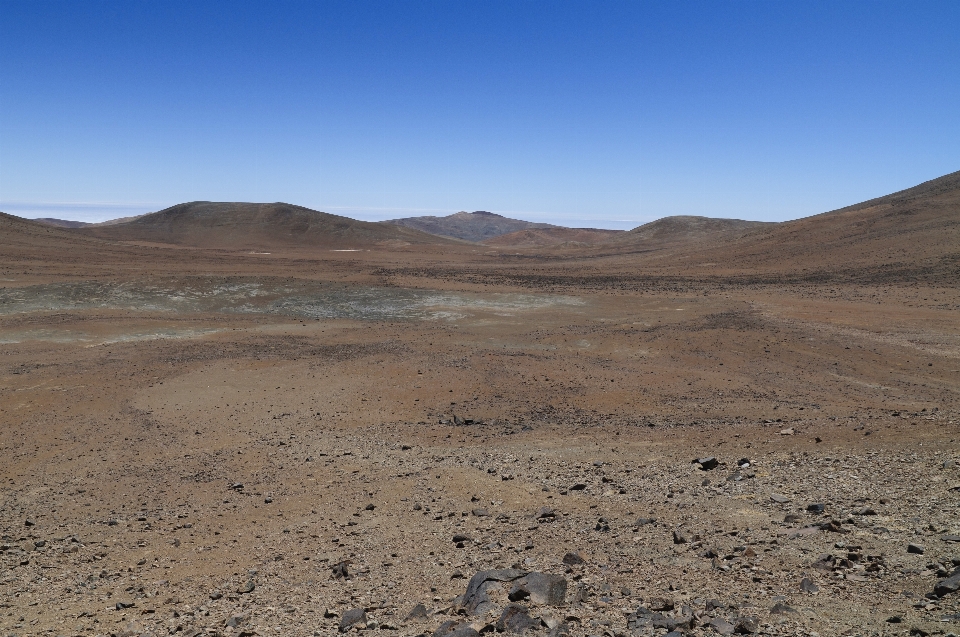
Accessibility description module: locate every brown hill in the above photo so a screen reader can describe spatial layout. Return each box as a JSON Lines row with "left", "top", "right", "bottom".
{"left": 382, "top": 210, "right": 555, "bottom": 242}
{"left": 682, "top": 170, "right": 960, "bottom": 275}
{"left": 1, "top": 212, "right": 102, "bottom": 253}
{"left": 77, "top": 201, "right": 459, "bottom": 249}
{"left": 481, "top": 227, "right": 624, "bottom": 247}
{"left": 613, "top": 215, "right": 773, "bottom": 249}
{"left": 32, "top": 218, "right": 91, "bottom": 229}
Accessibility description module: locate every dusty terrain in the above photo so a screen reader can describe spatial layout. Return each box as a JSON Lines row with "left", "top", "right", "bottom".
{"left": 2, "top": 174, "right": 960, "bottom": 637}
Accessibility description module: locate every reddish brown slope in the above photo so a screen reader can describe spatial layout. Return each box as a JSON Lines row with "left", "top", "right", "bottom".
{"left": 687, "top": 170, "right": 960, "bottom": 276}
{"left": 482, "top": 227, "right": 624, "bottom": 247}
{"left": 78, "top": 201, "right": 462, "bottom": 249}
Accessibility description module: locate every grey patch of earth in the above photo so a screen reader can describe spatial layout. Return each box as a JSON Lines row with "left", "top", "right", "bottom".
{"left": 0, "top": 281, "right": 583, "bottom": 323}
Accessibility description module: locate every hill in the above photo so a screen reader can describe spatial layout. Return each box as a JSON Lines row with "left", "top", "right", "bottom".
{"left": 682, "top": 170, "right": 960, "bottom": 275}
{"left": 382, "top": 210, "right": 555, "bottom": 242}
{"left": 611, "top": 216, "right": 773, "bottom": 249}
{"left": 481, "top": 227, "right": 624, "bottom": 247}
{"left": 32, "top": 218, "right": 91, "bottom": 228}
{"left": 77, "top": 201, "right": 459, "bottom": 249}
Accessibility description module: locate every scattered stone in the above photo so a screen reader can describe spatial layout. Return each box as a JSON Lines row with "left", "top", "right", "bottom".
{"left": 562, "top": 551, "right": 585, "bottom": 565}
{"left": 647, "top": 597, "right": 674, "bottom": 611}
{"left": 364, "top": 503, "right": 375, "bottom": 511}
{"left": 236, "top": 580, "right": 255, "bottom": 594}
{"left": 406, "top": 603, "right": 429, "bottom": 621}
{"left": 942, "top": 534, "right": 960, "bottom": 543}
{"left": 471, "top": 508, "right": 490, "bottom": 517}
{"left": 339, "top": 608, "right": 368, "bottom": 632}
{"left": 332, "top": 560, "right": 350, "bottom": 579}
{"left": 508, "top": 572, "right": 568, "bottom": 605}
{"left": 459, "top": 568, "right": 527, "bottom": 615}
{"left": 807, "top": 503, "right": 825, "bottom": 514}
{"left": 799, "top": 577, "right": 819, "bottom": 593}
{"left": 770, "top": 601, "right": 796, "bottom": 614}
{"left": 496, "top": 604, "right": 537, "bottom": 633}
{"left": 569, "top": 483, "right": 587, "bottom": 491}
{"left": 537, "top": 507, "right": 557, "bottom": 520}
{"left": 635, "top": 517, "right": 656, "bottom": 526}
{"left": 695, "top": 457, "right": 719, "bottom": 470}
{"left": 908, "top": 543, "right": 925, "bottom": 554}
{"left": 432, "top": 620, "right": 479, "bottom": 637}
{"left": 934, "top": 567, "right": 960, "bottom": 597}
{"left": 225, "top": 612, "right": 250, "bottom": 628}
{"left": 672, "top": 530, "right": 688, "bottom": 544}
{"left": 707, "top": 617, "right": 735, "bottom": 635}
{"left": 770, "top": 494, "right": 790, "bottom": 504}
{"left": 734, "top": 616, "right": 759, "bottom": 633}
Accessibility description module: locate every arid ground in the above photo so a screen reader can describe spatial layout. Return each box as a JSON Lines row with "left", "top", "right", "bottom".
{"left": 2, "top": 175, "right": 959, "bottom": 637}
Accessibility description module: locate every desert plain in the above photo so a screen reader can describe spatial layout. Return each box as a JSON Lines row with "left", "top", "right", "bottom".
{"left": 1, "top": 173, "right": 959, "bottom": 637}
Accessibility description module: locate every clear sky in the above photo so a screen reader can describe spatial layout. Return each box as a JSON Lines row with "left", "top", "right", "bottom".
{"left": 1, "top": 1, "right": 958, "bottom": 228}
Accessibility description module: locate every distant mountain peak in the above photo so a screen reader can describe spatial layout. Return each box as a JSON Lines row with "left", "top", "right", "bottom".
{"left": 383, "top": 210, "right": 554, "bottom": 242}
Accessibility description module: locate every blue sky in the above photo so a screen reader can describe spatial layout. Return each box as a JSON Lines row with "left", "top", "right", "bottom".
{"left": 1, "top": 1, "right": 958, "bottom": 228}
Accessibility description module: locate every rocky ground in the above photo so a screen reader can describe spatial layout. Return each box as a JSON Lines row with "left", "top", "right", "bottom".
{"left": 2, "top": 259, "right": 959, "bottom": 637}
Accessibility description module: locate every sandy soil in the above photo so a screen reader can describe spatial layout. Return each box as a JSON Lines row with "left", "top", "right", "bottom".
{"left": 1, "top": 234, "right": 959, "bottom": 637}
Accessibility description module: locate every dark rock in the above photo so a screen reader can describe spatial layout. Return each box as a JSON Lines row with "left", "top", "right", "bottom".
{"left": 737, "top": 458, "right": 750, "bottom": 467}
{"left": 225, "top": 612, "right": 250, "bottom": 628}
{"left": 647, "top": 597, "right": 674, "bottom": 611}
{"left": 886, "top": 616, "right": 903, "bottom": 623}
{"left": 569, "top": 483, "right": 587, "bottom": 491}
{"left": 799, "top": 577, "right": 819, "bottom": 593}
{"left": 339, "top": 608, "right": 368, "bottom": 633}
{"left": 364, "top": 503, "right": 375, "bottom": 511}
{"left": 734, "top": 616, "right": 759, "bottom": 633}
{"left": 324, "top": 609, "right": 338, "bottom": 618}
{"left": 908, "top": 543, "right": 925, "bottom": 554}
{"left": 770, "top": 494, "right": 790, "bottom": 504}
{"left": 562, "top": 551, "right": 585, "bottom": 565}
{"left": 24, "top": 519, "right": 35, "bottom": 527}
{"left": 942, "top": 534, "right": 960, "bottom": 543}
{"left": 673, "top": 530, "right": 688, "bottom": 544}
{"left": 594, "top": 518, "right": 610, "bottom": 532}
{"left": 471, "top": 508, "right": 489, "bottom": 517}
{"left": 332, "top": 560, "right": 350, "bottom": 579}
{"left": 236, "top": 580, "right": 255, "bottom": 594}
{"left": 807, "top": 503, "right": 825, "bottom": 514}
{"left": 432, "top": 620, "right": 479, "bottom": 637}
{"left": 652, "top": 614, "right": 691, "bottom": 631}
{"left": 784, "top": 514, "right": 802, "bottom": 523}
{"left": 770, "top": 601, "right": 796, "bottom": 614}
{"left": 707, "top": 617, "right": 735, "bottom": 635}
{"left": 508, "top": 572, "right": 568, "bottom": 605}
{"left": 635, "top": 517, "right": 656, "bottom": 526}
{"left": 696, "top": 457, "right": 719, "bottom": 471}
{"left": 537, "top": 507, "right": 556, "bottom": 520}
{"left": 406, "top": 603, "right": 429, "bottom": 621}
{"left": 496, "top": 604, "right": 537, "bottom": 634}
{"left": 459, "top": 568, "right": 527, "bottom": 615}
{"left": 934, "top": 567, "right": 960, "bottom": 597}
{"left": 453, "top": 533, "right": 472, "bottom": 543}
